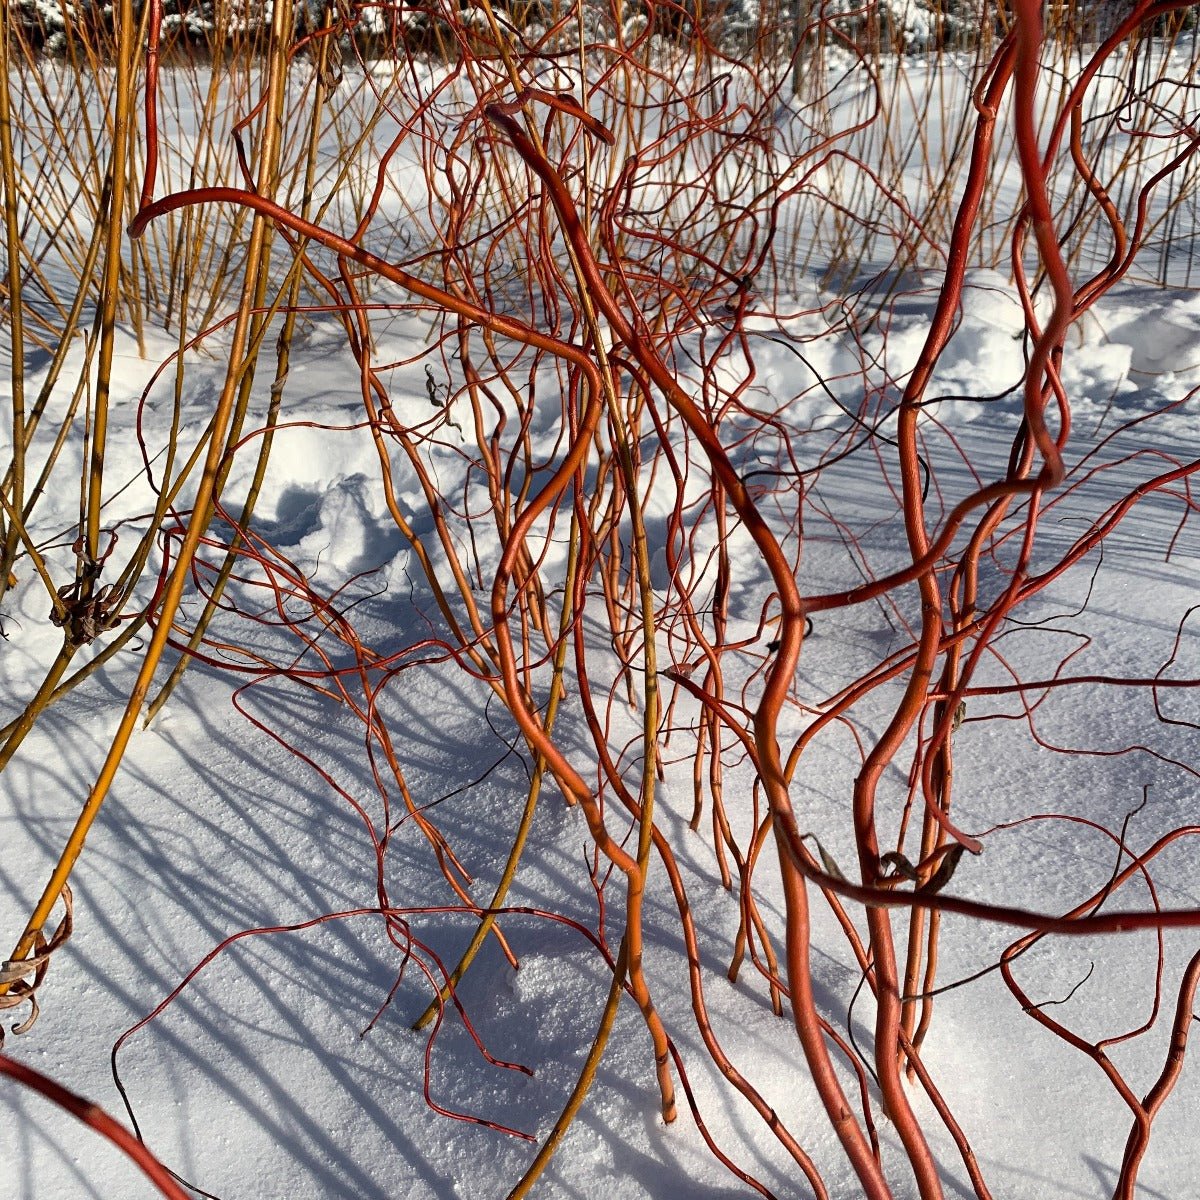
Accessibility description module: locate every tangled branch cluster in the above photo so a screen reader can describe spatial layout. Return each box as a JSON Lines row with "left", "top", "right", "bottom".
{"left": 3, "top": 2, "right": 1200, "bottom": 1197}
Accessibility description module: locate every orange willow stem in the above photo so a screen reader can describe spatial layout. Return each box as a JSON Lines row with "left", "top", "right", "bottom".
{"left": 84, "top": 0, "right": 137, "bottom": 572}
{"left": 0, "top": 1, "right": 27, "bottom": 598}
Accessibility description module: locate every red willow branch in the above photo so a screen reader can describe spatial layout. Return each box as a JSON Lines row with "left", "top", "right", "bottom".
{"left": 0, "top": 1053, "right": 190, "bottom": 1200}
{"left": 131, "top": 111, "right": 684, "bottom": 1121}
{"left": 482, "top": 95, "right": 897, "bottom": 1196}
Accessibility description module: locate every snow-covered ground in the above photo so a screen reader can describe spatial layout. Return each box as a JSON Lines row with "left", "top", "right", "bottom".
{"left": 3, "top": 36, "right": 1200, "bottom": 1200}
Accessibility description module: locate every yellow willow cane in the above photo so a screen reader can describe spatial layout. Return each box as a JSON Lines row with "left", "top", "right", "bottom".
{"left": 0, "top": 0, "right": 293, "bottom": 1002}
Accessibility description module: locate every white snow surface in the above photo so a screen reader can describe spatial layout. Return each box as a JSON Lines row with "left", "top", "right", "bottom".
{"left": 2, "top": 271, "right": 1198, "bottom": 1199}
{"left": 2, "top": 54, "right": 1200, "bottom": 1200}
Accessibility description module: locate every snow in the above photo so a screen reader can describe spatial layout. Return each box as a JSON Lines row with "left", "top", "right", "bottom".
{"left": 3, "top": 37, "right": 1200, "bottom": 1200}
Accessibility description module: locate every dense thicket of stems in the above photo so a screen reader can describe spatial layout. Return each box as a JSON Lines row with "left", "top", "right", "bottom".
{"left": 3, "top": 3, "right": 1200, "bottom": 1197}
